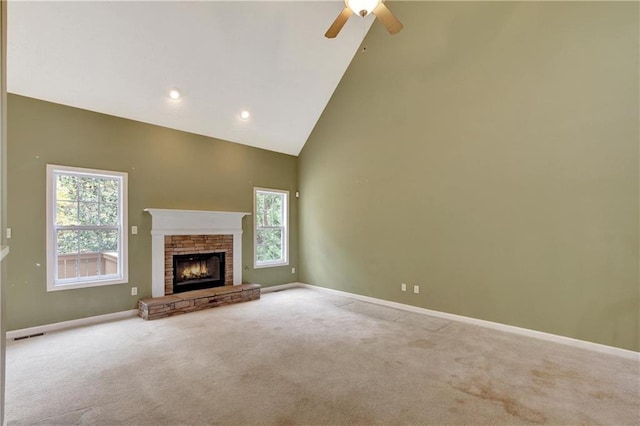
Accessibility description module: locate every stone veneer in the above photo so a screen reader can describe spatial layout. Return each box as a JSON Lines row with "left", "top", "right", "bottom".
{"left": 164, "top": 235, "right": 233, "bottom": 295}
{"left": 138, "top": 284, "right": 261, "bottom": 320}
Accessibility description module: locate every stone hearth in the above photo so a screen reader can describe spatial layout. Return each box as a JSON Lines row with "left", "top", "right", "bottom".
{"left": 138, "top": 283, "right": 261, "bottom": 320}
{"left": 140, "top": 209, "right": 257, "bottom": 320}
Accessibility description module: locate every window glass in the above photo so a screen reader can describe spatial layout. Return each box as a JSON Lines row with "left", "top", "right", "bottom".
{"left": 47, "top": 165, "right": 128, "bottom": 291}
{"left": 254, "top": 188, "right": 288, "bottom": 268}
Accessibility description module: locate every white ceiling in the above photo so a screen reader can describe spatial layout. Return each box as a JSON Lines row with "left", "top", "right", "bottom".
{"left": 8, "top": 1, "right": 376, "bottom": 156}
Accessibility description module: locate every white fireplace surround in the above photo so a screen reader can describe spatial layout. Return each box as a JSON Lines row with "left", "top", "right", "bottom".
{"left": 145, "top": 209, "right": 251, "bottom": 297}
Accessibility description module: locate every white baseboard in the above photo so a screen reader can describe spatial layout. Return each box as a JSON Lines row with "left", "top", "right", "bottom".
{"left": 6, "top": 283, "right": 299, "bottom": 339}
{"left": 261, "top": 283, "right": 299, "bottom": 293}
{"left": 7, "top": 283, "right": 638, "bottom": 361}
{"left": 295, "top": 283, "right": 639, "bottom": 361}
{"left": 6, "top": 309, "right": 139, "bottom": 340}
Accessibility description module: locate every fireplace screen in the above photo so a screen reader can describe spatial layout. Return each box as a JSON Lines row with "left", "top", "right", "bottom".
{"left": 172, "top": 252, "right": 225, "bottom": 293}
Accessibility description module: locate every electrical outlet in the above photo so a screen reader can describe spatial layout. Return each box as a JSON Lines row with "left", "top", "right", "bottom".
{"left": 413, "top": 285, "right": 420, "bottom": 294}
{"left": 6, "top": 228, "right": 11, "bottom": 239}
{"left": 131, "top": 287, "right": 137, "bottom": 296}
{"left": 291, "top": 267, "right": 296, "bottom": 274}
{"left": 401, "top": 283, "right": 406, "bottom": 292}
{"left": 131, "top": 226, "right": 138, "bottom": 235}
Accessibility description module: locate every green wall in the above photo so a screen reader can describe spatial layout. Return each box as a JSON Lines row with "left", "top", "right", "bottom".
{"left": 0, "top": 2, "right": 7, "bottom": 421}
{"left": 7, "top": 94, "right": 298, "bottom": 330}
{"left": 298, "top": 2, "right": 639, "bottom": 351}
{"left": 5, "top": 2, "right": 639, "bottom": 352}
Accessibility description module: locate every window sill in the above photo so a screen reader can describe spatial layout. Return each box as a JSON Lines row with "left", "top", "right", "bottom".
{"left": 254, "top": 262, "right": 289, "bottom": 269}
{"left": 1, "top": 245, "right": 8, "bottom": 262}
{"left": 47, "top": 276, "right": 127, "bottom": 292}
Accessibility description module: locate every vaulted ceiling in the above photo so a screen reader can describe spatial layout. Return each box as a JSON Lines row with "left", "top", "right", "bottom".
{"left": 8, "top": 1, "right": 379, "bottom": 156}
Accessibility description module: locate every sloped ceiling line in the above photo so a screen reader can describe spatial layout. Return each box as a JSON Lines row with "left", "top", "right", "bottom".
{"left": 8, "top": 1, "right": 377, "bottom": 155}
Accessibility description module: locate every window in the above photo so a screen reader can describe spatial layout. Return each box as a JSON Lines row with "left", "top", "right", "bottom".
{"left": 46, "top": 165, "right": 128, "bottom": 291}
{"left": 254, "top": 188, "right": 288, "bottom": 268}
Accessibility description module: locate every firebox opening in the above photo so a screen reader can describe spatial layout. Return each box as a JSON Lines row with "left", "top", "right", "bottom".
{"left": 172, "top": 252, "right": 225, "bottom": 293}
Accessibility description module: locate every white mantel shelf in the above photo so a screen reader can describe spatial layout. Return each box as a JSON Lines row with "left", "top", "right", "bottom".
{"left": 144, "top": 209, "right": 251, "bottom": 297}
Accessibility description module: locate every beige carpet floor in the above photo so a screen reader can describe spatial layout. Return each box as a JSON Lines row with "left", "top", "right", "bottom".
{"left": 5, "top": 287, "right": 640, "bottom": 425}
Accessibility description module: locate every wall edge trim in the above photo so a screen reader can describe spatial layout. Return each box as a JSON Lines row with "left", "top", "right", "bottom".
{"left": 296, "top": 282, "right": 639, "bottom": 360}
{"left": 5, "top": 283, "right": 300, "bottom": 339}
{"left": 7, "top": 283, "right": 637, "bottom": 359}
{"left": 260, "top": 283, "right": 299, "bottom": 293}
{"left": 6, "top": 309, "right": 138, "bottom": 340}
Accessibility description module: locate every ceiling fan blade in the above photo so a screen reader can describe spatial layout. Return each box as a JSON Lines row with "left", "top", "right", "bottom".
{"left": 325, "top": 7, "right": 352, "bottom": 39}
{"left": 372, "top": 1, "right": 403, "bottom": 35}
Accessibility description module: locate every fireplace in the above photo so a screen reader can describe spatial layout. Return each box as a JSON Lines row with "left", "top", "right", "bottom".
{"left": 145, "top": 209, "right": 250, "bottom": 297}
{"left": 163, "top": 234, "right": 233, "bottom": 295}
{"left": 172, "top": 252, "right": 225, "bottom": 293}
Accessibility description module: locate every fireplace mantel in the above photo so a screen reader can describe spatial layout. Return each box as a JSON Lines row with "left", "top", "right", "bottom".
{"left": 145, "top": 209, "right": 251, "bottom": 297}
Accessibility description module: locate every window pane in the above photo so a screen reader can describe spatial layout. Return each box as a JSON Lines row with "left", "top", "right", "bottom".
{"left": 101, "top": 230, "right": 118, "bottom": 252}
{"left": 100, "top": 179, "right": 119, "bottom": 204}
{"left": 255, "top": 189, "right": 287, "bottom": 267}
{"left": 257, "top": 228, "right": 283, "bottom": 263}
{"left": 56, "top": 201, "right": 78, "bottom": 226}
{"left": 49, "top": 166, "right": 128, "bottom": 288}
{"left": 57, "top": 253, "right": 78, "bottom": 280}
{"left": 79, "top": 202, "right": 99, "bottom": 225}
{"left": 78, "top": 253, "right": 101, "bottom": 278}
{"left": 256, "top": 194, "right": 266, "bottom": 227}
{"left": 257, "top": 193, "right": 283, "bottom": 227}
{"left": 80, "top": 177, "right": 100, "bottom": 202}
{"left": 103, "top": 252, "right": 119, "bottom": 275}
{"left": 269, "top": 195, "right": 283, "bottom": 227}
{"left": 56, "top": 175, "right": 78, "bottom": 201}
{"left": 57, "top": 229, "right": 79, "bottom": 255}
{"left": 78, "top": 230, "right": 101, "bottom": 253}
{"left": 99, "top": 203, "right": 118, "bottom": 226}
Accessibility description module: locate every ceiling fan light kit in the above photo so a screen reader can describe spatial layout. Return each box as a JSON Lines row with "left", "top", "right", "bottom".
{"left": 347, "top": 0, "right": 379, "bottom": 17}
{"left": 325, "top": 0, "right": 403, "bottom": 39}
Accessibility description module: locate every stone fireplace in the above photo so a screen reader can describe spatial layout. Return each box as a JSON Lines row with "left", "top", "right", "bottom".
{"left": 145, "top": 209, "right": 251, "bottom": 297}
{"left": 164, "top": 235, "right": 231, "bottom": 295}
{"left": 172, "top": 251, "right": 225, "bottom": 293}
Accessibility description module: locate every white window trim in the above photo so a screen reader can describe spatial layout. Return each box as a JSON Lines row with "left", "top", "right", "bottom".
{"left": 253, "top": 187, "right": 289, "bottom": 269}
{"left": 46, "top": 164, "right": 128, "bottom": 291}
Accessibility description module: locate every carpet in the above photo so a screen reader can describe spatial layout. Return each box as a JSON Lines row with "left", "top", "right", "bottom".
{"left": 5, "top": 287, "right": 640, "bottom": 425}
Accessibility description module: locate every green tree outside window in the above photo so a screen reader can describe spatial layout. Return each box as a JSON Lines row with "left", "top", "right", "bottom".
{"left": 255, "top": 189, "right": 288, "bottom": 266}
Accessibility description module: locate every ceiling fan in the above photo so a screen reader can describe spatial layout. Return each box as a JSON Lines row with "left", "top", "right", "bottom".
{"left": 325, "top": 0, "right": 403, "bottom": 39}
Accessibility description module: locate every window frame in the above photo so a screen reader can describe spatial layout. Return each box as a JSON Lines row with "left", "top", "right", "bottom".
{"left": 253, "top": 187, "right": 289, "bottom": 269}
{"left": 46, "top": 164, "right": 128, "bottom": 291}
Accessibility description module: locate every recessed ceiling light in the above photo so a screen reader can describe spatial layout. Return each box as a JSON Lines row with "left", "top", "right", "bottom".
{"left": 169, "top": 89, "right": 181, "bottom": 100}
{"left": 240, "top": 110, "right": 250, "bottom": 120}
